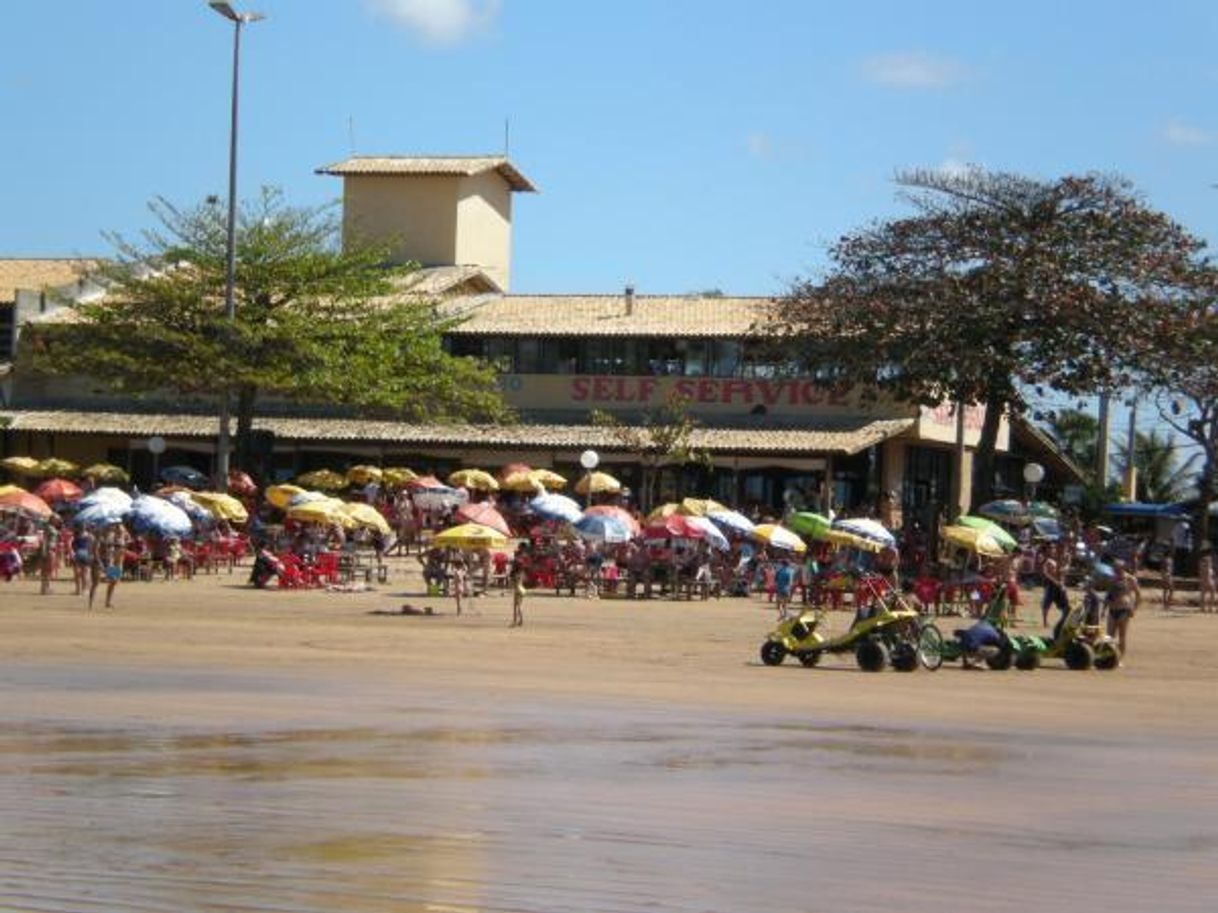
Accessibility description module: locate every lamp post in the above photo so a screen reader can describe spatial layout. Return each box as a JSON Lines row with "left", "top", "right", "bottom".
{"left": 209, "top": 1, "right": 264, "bottom": 488}
{"left": 1023, "top": 462, "right": 1045, "bottom": 505}
{"left": 579, "top": 449, "right": 599, "bottom": 509}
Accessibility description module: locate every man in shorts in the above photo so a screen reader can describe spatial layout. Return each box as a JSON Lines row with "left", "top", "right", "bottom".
{"left": 774, "top": 557, "right": 796, "bottom": 620}
{"left": 1040, "top": 542, "right": 1069, "bottom": 627}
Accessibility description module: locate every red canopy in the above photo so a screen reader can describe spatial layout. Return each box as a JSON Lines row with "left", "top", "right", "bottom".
{"left": 643, "top": 514, "right": 705, "bottom": 541}
{"left": 455, "top": 501, "right": 512, "bottom": 537}
{"left": 33, "top": 478, "right": 83, "bottom": 503}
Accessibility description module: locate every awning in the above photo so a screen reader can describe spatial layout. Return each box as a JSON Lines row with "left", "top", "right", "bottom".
{"left": 1, "top": 409, "right": 915, "bottom": 457}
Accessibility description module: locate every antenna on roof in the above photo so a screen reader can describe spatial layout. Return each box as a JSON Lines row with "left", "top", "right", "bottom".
{"left": 348, "top": 116, "right": 357, "bottom": 155}
{"left": 504, "top": 117, "right": 510, "bottom": 156}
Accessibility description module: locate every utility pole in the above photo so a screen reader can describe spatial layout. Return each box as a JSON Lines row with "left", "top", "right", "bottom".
{"left": 1096, "top": 392, "right": 1112, "bottom": 490}
{"left": 1123, "top": 398, "right": 1138, "bottom": 500}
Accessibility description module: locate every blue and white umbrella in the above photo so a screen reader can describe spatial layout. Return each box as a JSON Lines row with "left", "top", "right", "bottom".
{"left": 127, "top": 494, "right": 193, "bottom": 538}
{"left": 78, "top": 486, "right": 133, "bottom": 511}
{"left": 529, "top": 492, "right": 583, "bottom": 525}
{"left": 160, "top": 465, "right": 210, "bottom": 490}
{"left": 163, "top": 490, "right": 213, "bottom": 524}
{"left": 687, "top": 516, "right": 730, "bottom": 551}
{"left": 707, "top": 508, "right": 755, "bottom": 537}
{"left": 74, "top": 501, "right": 130, "bottom": 529}
{"left": 832, "top": 517, "right": 896, "bottom": 548}
{"left": 573, "top": 513, "right": 633, "bottom": 544}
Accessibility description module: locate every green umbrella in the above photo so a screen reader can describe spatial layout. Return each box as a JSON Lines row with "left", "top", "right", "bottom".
{"left": 787, "top": 511, "right": 832, "bottom": 539}
{"left": 957, "top": 515, "right": 1019, "bottom": 551}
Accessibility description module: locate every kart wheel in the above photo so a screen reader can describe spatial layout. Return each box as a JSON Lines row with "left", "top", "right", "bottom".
{"left": 1094, "top": 643, "right": 1121, "bottom": 671}
{"left": 1064, "top": 640, "right": 1094, "bottom": 671}
{"left": 760, "top": 641, "right": 787, "bottom": 666}
{"left": 1015, "top": 649, "right": 1041, "bottom": 671}
{"left": 855, "top": 639, "right": 889, "bottom": 672}
{"left": 986, "top": 641, "right": 1015, "bottom": 671}
{"left": 916, "top": 622, "right": 944, "bottom": 671}
{"left": 798, "top": 651, "right": 822, "bottom": 668}
{"left": 890, "top": 643, "right": 918, "bottom": 672}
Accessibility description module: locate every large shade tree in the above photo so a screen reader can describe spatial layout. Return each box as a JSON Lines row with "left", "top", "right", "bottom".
{"left": 771, "top": 168, "right": 1205, "bottom": 509}
{"left": 26, "top": 189, "right": 509, "bottom": 476}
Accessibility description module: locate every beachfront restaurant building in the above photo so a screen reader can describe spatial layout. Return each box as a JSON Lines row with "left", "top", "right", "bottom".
{"left": 0, "top": 155, "right": 1077, "bottom": 526}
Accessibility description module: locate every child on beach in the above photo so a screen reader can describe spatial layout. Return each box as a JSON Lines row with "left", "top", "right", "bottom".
{"left": 1199, "top": 549, "right": 1216, "bottom": 613}
{"left": 510, "top": 563, "right": 526, "bottom": 627}
{"left": 451, "top": 556, "right": 469, "bottom": 616}
{"left": 1161, "top": 552, "right": 1174, "bottom": 610}
{"left": 774, "top": 557, "right": 796, "bottom": 620}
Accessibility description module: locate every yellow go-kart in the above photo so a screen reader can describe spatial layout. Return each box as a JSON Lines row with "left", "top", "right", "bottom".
{"left": 759, "top": 576, "right": 942, "bottom": 672}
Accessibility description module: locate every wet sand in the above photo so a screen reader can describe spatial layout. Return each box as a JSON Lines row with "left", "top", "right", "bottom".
{"left": 2, "top": 562, "right": 1217, "bottom": 912}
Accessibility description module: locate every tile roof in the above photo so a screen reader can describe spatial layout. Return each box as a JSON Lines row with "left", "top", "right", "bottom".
{"left": 437, "top": 293, "right": 773, "bottom": 338}
{"left": 0, "top": 410, "right": 914, "bottom": 456}
{"left": 388, "top": 265, "right": 502, "bottom": 297}
{"left": 316, "top": 156, "right": 537, "bottom": 192}
{"left": 0, "top": 259, "right": 98, "bottom": 302}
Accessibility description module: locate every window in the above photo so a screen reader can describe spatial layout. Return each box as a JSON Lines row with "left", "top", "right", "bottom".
{"left": 516, "top": 338, "right": 541, "bottom": 374}
{"left": 484, "top": 337, "right": 516, "bottom": 373}
{"left": 709, "top": 340, "right": 742, "bottom": 377}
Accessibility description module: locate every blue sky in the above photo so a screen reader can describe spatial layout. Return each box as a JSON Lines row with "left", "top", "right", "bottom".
{"left": 4, "top": 0, "right": 1218, "bottom": 301}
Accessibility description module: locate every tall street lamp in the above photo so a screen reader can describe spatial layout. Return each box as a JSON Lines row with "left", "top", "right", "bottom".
{"left": 209, "top": 1, "right": 264, "bottom": 488}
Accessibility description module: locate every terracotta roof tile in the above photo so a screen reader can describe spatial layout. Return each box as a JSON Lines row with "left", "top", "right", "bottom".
{"left": 316, "top": 156, "right": 537, "bottom": 192}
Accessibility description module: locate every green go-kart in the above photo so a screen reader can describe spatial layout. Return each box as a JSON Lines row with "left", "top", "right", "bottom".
{"left": 1008, "top": 599, "right": 1121, "bottom": 671}
{"left": 926, "top": 591, "right": 1020, "bottom": 670}
{"left": 760, "top": 576, "right": 942, "bottom": 672}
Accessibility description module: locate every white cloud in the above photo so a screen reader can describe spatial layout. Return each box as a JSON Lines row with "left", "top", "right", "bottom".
{"left": 367, "top": 0, "right": 500, "bottom": 46}
{"left": 861, "top": 51, "right": 967, "bottom": 89}
{"left": 746, "top": 132, "right": 772, "bottom": 160}
{"left": 1163, "top": 118, "right": 1214, "bottom": 146}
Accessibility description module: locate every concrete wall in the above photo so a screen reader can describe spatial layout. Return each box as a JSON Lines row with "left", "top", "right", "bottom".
{"left": 455, "top": 171, "right": 513, "bottom": 290}
{"left": 341, "top": 175, "right": 460, "bottom": 268}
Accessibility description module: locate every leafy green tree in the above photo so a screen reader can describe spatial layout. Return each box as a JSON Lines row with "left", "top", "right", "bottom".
{"left": 772, "top": 168, "right": 1204, "bottom": 509}
{"left": 1045, "top": 408, "right": 1100, "bottom": 483}
{"left": 26, "top": 189, "right": 509, "bottom": 475}
{"left": 589, "top": 392, "right": 711, "bottom": 510}
{"left": 1115, "top": 428, "right": 1199, "bottom": 503}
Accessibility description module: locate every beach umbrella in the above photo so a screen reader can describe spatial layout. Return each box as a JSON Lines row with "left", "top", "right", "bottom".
{"left": 79, "top": 486, "right": 133, "bottom": 510}
{"left": 287, "top": 498, "right": 354, "bottom": 528}
{"left": 160, "top": 465, "right": 209, "bottom": 490}
{"left": 382, "top": 467, "right": 418, "bottom": 487}
{"left": 677, "top": 497, "right": 727, "bottom": 517}
{"left": 455, "top": 501, "right": 512, "bottom": 537}
{"left": 0, "top": 488, "right": 53, "bottom": 519}
{"left": 34, "top": 478, "right": 84, "bottom": 504}
{"left": 573, "top": 513, "right": 633, "bottom": 544}
{"left": 500, "top": 469, "right": 544, "bottom": 493}
{"left": 346, "top": 465, "right": 383, "bottom": 486}
{"left": 0, "top": 484, "right": 24, "bottom": 498}
{"left": 941, "top": 525, "right": 1007, "bottom": 558}
{"left": 833, "top": 517, "right": 896, "bottom": 549}
{"left": 34, "top": 457, "right": 78, "bottom": 479}
{"left": 162, "top": 490, "right": 213, "bottom": 524}
{"left": 128, "top": 494, "right": 193, "bottom": 538}
{"left": 529, "top": 492, "right": 583, "bottom": 524}
{"left": 74, "top": 500, "right": 129, "bottom": 528}
{"left": 409, "top": 477, "right": 468, "bottom": 509}
{"left": 529, "top": 468, "right": 567, "bottom": 490}
{"left": 787, "top": 511, "right": 832, "bottom": 539}
{"left": 448, "top": 468, "right": 500, "bottom": 491}
{"left": 686, "top": 515, "right": 729, "bottom": 551}
{"left": 287, "top": 490, "right": 331, "bottom": 507}
{"left": 266, "top": 484, "right": 306, "bottom": 509}
{"left": 752, "top": 523, "right": 807, "bottom": 553}
{"left": 190, "top": 491, "right": 249, "bottom": 524}
{"left": 585, "top": 505, "right": 641, "bottom": 534}
{"left": 956, "top": 515, "right": 1018, "bottom": 552}
{"left": 1, "top": 456, "right": 40, "bottom": 476}
{"left": 406, "top": 474, "right": 445, "bottom": 489}
{"left": 498, "top": 462, "right": 532, "bottom": 481}
{"left": 646, "top": 502, "right": 680, "bottom": 523}
{"left": 433, "top": 522, "right": 509, "bottom": 550}
{"left": 707, "top": 508, "right": 756, "bottom": 537}
{"left": 977, "top": 499, "right": 1033, "bottom": 526}
{"left": 338, "top": 501, "right": 391, "bottom": 535}
{"left": 1029, "top": 501, "right": 1060, "bottom": 519}
{"left": 226, "top": 470, "right": 257, "bottom": 497}
{"left": 821, "top": 527, "right": 883, "bottom": 553}
{"left": 296, "top": 468, "right": 347, "bottom": 491}
{"left": 574, "top": 471, "right": 622, "bottom": 495}
{"left": 644, "top": 514, "right": 706, "bottom": 541}
{"left": 82, "top": 463, "right": 129, "bottom": 485}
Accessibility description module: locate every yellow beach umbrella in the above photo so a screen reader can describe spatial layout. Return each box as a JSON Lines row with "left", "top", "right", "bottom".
{"left": 646, "top": 502, "right": 681, "bottom": 523}
{"left": 574, "top": 471, "right": 622, "bottom": 495}
{"left": 677, "top": 497, "right": 727, "bottom": 517}
{"left": 346, "top": 465, "right": 383, "bottom": 486}
{"left": 34, "top": 457, "right": 78, "bottom": 478}
{"left": 339, "top": 501, "right": 391, "bottom": 535}
{"left": 821, "top": 528, "right": 883, "bottom": 553}
{"left": 448, "top": 468, "right": 500, "bottom": 491}
{"left": 82, "top": 462, "right": 130, "bottom": 485}
{"left": 0, "top": 484, "right": 26, "bottom": 498}
{"left": 433, "top": 522, "right": 509, "bottom": 550}
{"left": 752, "top": 523, "right": 808, "bottom": 553}
{"left": 382, "top": 467, "right": 418, "bottom": 487}
{"left": 296, "top": 468, "right": 347, "bottom": 491}
{"left": 190, "top": 491, "right": 249, "bottom": 524}
{"left": 266, "top": 483, "right": 305, "bottom": 509}
{"left": 288, "top": 498, "right": 355, "bottom": 528}
{"left": 500, "top": 469, "right": 544, "bottom": 493}
{"left": 941, "top": 524, "right": 1006, "bottom": 558}
{"left": 529, "top": 468, "right": 567, "bottom": 490}
{"left": 2, "top": 456, "right": 41, "bottom": 475}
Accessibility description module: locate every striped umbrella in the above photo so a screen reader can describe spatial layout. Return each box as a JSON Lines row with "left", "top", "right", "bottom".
{"left": 832, "top": 517, "right": 896, "bottom": 548}
{"left": 706, "top": 508, "right": 756, "bottom": 537}
{"left": 751, "top": 523, "right": 807, "bottom": 553}
{"left": 956, "top": 515, "right": 1018, "bottom": 551}
{"left": 573, "top": 513, "right": 633, "bottom": 544}
{"left": 584, "top": 505, "right": 641, "bottom": 534}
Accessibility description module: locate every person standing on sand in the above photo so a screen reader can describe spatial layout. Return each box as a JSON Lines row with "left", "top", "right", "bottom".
{"left": 451, "top": 555, "right": 468, "bottom": 616}
{"left": 1160, "top": 552, "right": 1175, "bottom": 610}
{"left": 1106, "top": 558, "right": 1141, "bottom": 658}
{"left": 773, "top": 557, "right": 796, "bottom": 620}
{"left": 510, "top": 563, "right": 526, "bottom": 627}
{"left": 1198, "top": 549, "right": 1216, "bottom": 613}
{"left": 89, "top": 521, "right": 128, "bottom": 610}
{"left": 1040, "top": 542, "right": 1069, "bottom": 627}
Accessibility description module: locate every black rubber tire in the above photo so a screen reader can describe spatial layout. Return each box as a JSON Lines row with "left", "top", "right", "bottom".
{"left": 760, "top": 641, "right": 787, "bottom": 666}
{"left": 986, "top": 641, "right": 1015, "bottom": 671}
{"left": 917, "top": 622, "right": 944, "bottom": 671}
{"left": 890, "top": 643, "right": 918, "bottom": 672}
{"left": 1093, "top": 643, "right": 1121, "bottom": 671}
{"left": 1064, "top": 640, "right": 1095, "bottom": 671}
{"left": 856, "top": 639, "right": 889, "bottom": 672}
{"left": 1015, "top": 649, "right": 1041, "bottom": 671}
{"left": 798, "top": 651, "right": 822, "bottom": 668}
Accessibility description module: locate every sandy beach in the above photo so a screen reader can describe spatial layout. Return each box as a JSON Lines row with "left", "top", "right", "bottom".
{"left": 3, "top": 560, "right": 1218, "bottom": 912}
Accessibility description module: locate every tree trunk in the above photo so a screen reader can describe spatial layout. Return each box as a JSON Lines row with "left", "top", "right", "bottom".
{"left": 234, "top": 385, "right": 257, "bottom": 475}
{"left": 969, "top": 399, "right": 1004, "bottom": 512}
